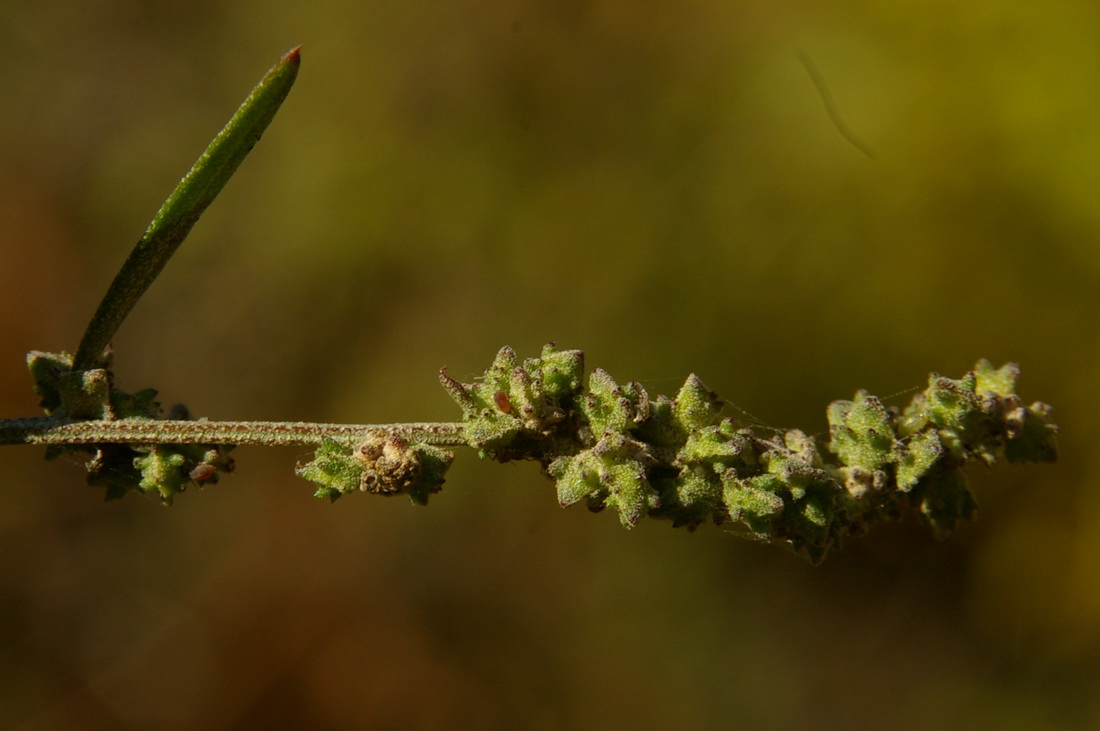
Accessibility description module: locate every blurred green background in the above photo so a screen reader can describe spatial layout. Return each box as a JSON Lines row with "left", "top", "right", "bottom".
{"left": 0, "top": 1, "right": 1095, "bottom": 728}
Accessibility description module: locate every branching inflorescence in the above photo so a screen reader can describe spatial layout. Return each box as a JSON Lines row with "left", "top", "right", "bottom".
{"left": 0, "top": 48, "right": 1059, "bottom": 563}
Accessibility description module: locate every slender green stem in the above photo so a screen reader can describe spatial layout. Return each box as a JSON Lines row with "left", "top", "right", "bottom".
{"left": 73, "top": 47, "right": 301, "bottom": 370}
{"left": 0, "top": 417, "right": 466, "bottom": 448}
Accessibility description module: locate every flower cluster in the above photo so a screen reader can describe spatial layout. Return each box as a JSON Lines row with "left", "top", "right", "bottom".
{"left": 439, "top": 346, "right": 1058, "bottom": 562}
{"left": 296, "top": 435, "right": 454, "bottom": 505}
{"left": 438, "top": 344, "right": 585, "bottom": 460}
{"left": 26, "top": 350, "right": 234, "bottom": 502}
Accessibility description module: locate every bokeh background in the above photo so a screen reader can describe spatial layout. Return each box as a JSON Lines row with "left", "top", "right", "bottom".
{"left": 0, "top": 1, "right": 1096, "bottom": 728}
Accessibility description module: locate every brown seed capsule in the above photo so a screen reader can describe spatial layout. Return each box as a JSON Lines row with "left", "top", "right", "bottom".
{"left": 189, "top": 463, "right": 216, "bottom": 483}
{"left": 493, "top": 390, "right": 512, "bottom": 414}
{"left": 354, "top": 433, "right": 421, "bottom": 495}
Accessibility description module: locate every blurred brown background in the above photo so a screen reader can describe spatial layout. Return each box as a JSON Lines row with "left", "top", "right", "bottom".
{"left": 0, "top": 1, "right": 1095, "bottom": 728}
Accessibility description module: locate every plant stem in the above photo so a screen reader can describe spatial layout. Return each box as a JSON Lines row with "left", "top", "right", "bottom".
{"left": 0, "top": 417, "right": 466, "bottom": 448}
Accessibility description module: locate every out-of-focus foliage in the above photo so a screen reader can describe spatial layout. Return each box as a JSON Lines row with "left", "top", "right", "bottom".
{"left": 0, "top": 1, "right": 1096, "bottom": 728}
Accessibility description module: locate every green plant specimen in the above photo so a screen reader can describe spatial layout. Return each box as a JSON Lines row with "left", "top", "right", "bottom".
{"left": 0, "top": 48, "right": 1058, "bottom": 563}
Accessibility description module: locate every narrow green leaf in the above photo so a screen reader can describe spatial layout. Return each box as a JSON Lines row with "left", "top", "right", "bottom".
{"left": 74, "top": 47, "right": 301, "bottom": 369}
